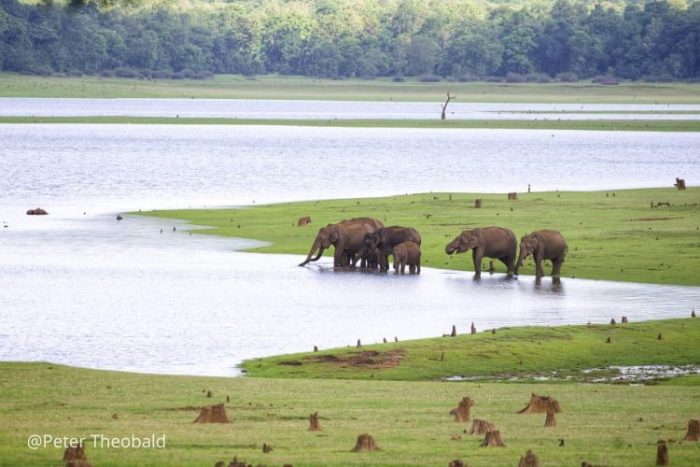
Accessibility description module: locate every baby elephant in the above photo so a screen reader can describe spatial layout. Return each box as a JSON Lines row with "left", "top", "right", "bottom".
{"left": 392, "top": 241, "right": 421, "bottom": 274}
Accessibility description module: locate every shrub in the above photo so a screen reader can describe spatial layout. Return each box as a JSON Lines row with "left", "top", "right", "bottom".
{"left": 114, "top": 67, "right": 137, "bottom": 78}
{"left": 556, "top": 72, "right": 578, "bottom": 82}
{"left": 526, "top": 72, "right": 552, "bottom": 83}
{"left": 392, "top": 75, "right": 405, "bottom": 82}
{"left": 505, "top": 72, "right": 527, "bottom": 83}
{"left": 643, "top": 73, "right": 673, "bottom": 83}
{"left": 150, "top": 70, "right": 172, "bottom": 79}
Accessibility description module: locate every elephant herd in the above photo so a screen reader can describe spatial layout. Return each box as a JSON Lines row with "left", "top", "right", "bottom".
{"left": 298, "top": 217, "right": 568, "bottom": 279}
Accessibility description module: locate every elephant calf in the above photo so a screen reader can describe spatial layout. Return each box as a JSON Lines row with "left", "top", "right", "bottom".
{"left": 515, "top": 230, "right": 568, "bottom": 279}
{"left": 393, "top": 241, "right": 421, "bottom": 275}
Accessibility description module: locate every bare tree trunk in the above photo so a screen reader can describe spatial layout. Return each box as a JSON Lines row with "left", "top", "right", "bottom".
{"left": 441, "top": 91, "right": 455, "bottom": 120}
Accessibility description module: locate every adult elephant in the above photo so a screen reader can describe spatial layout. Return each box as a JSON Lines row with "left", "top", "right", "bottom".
{"left": 298, "top": 217, "right": 384, "bottom": 267}
{"left": 514, "top": 230, "right": 568, "bottom": 279}
{"left": 363, "top": 226, "right": 422, "bottom": 272}
{"left": 445, "top": 227, "right": 517, "bottom": 278}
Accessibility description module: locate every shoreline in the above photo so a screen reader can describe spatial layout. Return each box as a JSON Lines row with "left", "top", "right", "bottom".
{"left": 2, "top": 115, "right": 700, "bottom": 131}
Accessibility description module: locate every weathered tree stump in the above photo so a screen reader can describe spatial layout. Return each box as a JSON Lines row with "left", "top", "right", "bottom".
{"left": 26, "top": 207, "right": 48, "bottom": 215}
{"left": 610, "top": 318, "right": 616, "bottom": 325}
{"left": 223, "top": 456, "right": 247, "bottom": 467}
{"left": 474, "top": 198, "right": 482, "bottom": 209}
{"left": 606, "top": 337, "right": 612, "bottom": 344}
{"left": 621, "top": 316, "right": 628, "bottom": 323}
{"left": 518, "top": 393, "right": 562, "bottom": 414}
{"left": 448, "top": 460, "right": 466, "bottom": 467}
{"left": 480, "top": 430, "right": 505, "bottom": 447}
{"left": 262, "top": 442, "right": 273, "bottom": 453}
{"left": 468, "top": 419, "right": 494, "bottom": 435}
{"left": 63, "top": 444, "right": 91, "bottom": 467}
{"left": 351, "top": 433, "right": 380, "bottom": 452}
{"left": 116, "top": 214, "right": 123, "bottom": 221}
{"left": 309, "top": 412, "right": 321, "bottom": 432}
{"left": 658, "top": 333, "right": 663, "bottom": 340}
{"left": 544, "top": 410, "right": 557, "bottom": 427}
{"left": 692, "top": 310, "right": 696, "bottom": 318}
{"left": 297, "top": 216, "right": 312, "bottom": 226}
{"left": 313, "top": 345, "right": 318, "bottom": 352}
{"left": 193, "top": 403, "right": 230, "bottom": 423}
{"left": 356, "top": 339, "right": 361, "bottom": 348}
{"left": 656, "top": 440, "right": 669, "bottom": 466}
{"left": 518, "top": 449, "right": 540, "bottom": 467}
{"left": 206, "top": 390, "right": 212, "bottom": 398}
{"left": 470, "top": 322, "right": 476, "bottom": 334}
{"left": 684, "top": 419, "right": 700, "bottom": 441}
{"left": 675, "top": 178, "right": 686, "bottom": 190}
{"left": 450, "top": 325, "right": 457, "bottom": 337}
{"left": 383, "top": 337, "right": 388, "bottom": 343}
{"left": 508, "top": 192, "right": 518, "bottom": 200}
{"left": 492, "top": 328, "right": 496, "bottom": 334}
{"left": 450, "top": 397, "right": 475, "bottom": 422}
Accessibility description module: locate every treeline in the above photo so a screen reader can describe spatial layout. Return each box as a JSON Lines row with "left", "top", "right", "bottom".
{"left": 1, "top": 0, "right": 699, "bottom": 81}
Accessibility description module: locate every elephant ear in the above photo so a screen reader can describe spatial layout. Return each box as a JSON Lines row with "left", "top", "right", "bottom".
{"left": 329, "top": 226, "right": 339, "bottom": 244}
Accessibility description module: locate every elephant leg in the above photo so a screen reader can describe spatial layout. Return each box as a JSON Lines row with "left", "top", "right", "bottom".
{"left": 472, "top": 249, "right": 483, "bottom": 279}
{"left": 534, "top": 255, "right": 544, "bottom": 278}
{"left": 499, "top": 256, "right": 514, "bottom": 277}
{"left": 416, "top": 259, "right": 421, "bottom": 274}
{"left": 551, "top": 257, "right": 563, "bottom": 278}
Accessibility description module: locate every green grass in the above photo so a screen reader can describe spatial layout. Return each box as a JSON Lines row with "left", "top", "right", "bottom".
{"left": 3, "top": 115, "right": 700, "bottom": 131}
{"left": 242, "top": 318, "right": 700, "bottom": 381}
{"left": 3, "top": 73, "right": 700, "bottom": 103}
{"left": 1, "top": 361, "right": 700, "bottom": 466}
{"left": 140, "top": 187, "right": 700, "bottom": 286}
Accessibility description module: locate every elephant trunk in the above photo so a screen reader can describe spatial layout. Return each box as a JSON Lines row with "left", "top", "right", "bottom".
{"left": 514, "top": 249, "right": 527, "bottom": 275}
{"left": 298, "top": 239, "right": 324, "bottom": 266}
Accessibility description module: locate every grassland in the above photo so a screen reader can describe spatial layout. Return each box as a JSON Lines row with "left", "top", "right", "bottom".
{"left": 1, "top": 360, "right": 700, "bottom": 466}
{"left": 242, "top": 318, "right": 700, "bottom": 381}
{"left": 3, "top": 115, "right": 700, "bottom": 131}
{"left": 141, "top": 187, "right": 700, "bottom": 286}
{"left": 3, "top": 73, "right": 700, "bottom": 103}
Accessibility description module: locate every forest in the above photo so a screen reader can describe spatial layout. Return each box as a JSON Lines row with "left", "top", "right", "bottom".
{"left": 1, "top": 0, "right": 699, "bottom": 81}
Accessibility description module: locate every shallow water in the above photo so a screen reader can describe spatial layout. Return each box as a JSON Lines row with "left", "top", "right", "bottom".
{"left": 2, "top": 98, "right": 700, "bottom": 120}
{"left": 1, "top": 122, "right": 698, "bottom": 376}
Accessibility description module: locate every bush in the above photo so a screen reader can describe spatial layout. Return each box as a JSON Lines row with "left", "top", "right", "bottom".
{"left": 505, "top": 72, "right": 527, "bottom": 83}
{"left": 556, "top": 72, "right": 578, "bottom": 82}
{"left": 99, "top": 70, "right": 115, "bottom": 78}
{"left": 392, "top": 75, "right": 405, "bottom": 82}
{"left": 417, "top": 74, "right": 441, "bottom": 82}
{"left": 643, "top": 73, "right": 673, "bottom": 83}
{"left": 114, "top": 67, "right": 138, "bottom": 78}
{"left": 526, "top": 72, "right": 552, "bottom": 83}
{"left": 192, "top": 71, "right": 215, "bottom": 80}
{"left": 455, "top": 73, "right": 478, "bottom": 82}
{"left": 171, "top": 71, "right": 186, "bottom": 80}
{"left": 150, "top": 70, "right": 172, "bottom": 79}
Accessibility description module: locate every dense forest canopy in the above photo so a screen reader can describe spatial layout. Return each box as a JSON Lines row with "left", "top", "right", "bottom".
{"left": 1, "top": 0, "right": 699, "bottom": 80}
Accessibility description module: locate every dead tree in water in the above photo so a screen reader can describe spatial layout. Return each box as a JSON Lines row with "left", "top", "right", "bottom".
{"left": 441, "top": 91, "right": 455, "bottom": 120}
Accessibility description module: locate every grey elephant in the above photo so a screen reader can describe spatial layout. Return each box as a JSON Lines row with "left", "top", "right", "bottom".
{"left": 393, "top": 241, "right": 421, "bottom": 274}
{"left": 445, "top": 227, "right": 517, "bottom": 278}
{"left": 298, "top": 217, "right": 384, "bottom": 267}
{"left": 363, "top": 226, "right": 422, "bottom": 272}
{"left": 514, "top": 230, "right": 568, "bottom": 279}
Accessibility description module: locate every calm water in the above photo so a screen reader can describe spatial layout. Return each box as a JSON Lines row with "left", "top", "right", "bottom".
{"left": 1, "top": 123, "right": 698, "bottom": 376}
{"left": 2, "top": 98, "right": 700, "bottom": 120}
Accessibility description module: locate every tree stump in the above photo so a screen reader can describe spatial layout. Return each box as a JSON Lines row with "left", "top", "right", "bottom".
{"left": 656, "top": 440, "right": 669, "bottom": 466}
{"left": 448, "top": 460, "right": 466, "bottom": 467}
{"left": 63, "top": 444, "right": 91, "bottom": 467}
{"left": 480, "top": 430, "right": 505, "bottom": 447}
{"left": 351, "top": 433, "right": 380, "bottom": 452}
{"left": 474, "top": 198, "right": 482, "bottom": 209}
{"left": 518, "top": 393, "right": 562, "bottom": 414}
{"left": 297, "top": 216, "right": 311, "bottom": 226}
{"left": 262, "top": 443, "right": 273, "bottom": 453}
{"left": 606, "top": 337, "right": 612, "bottom": 344}
{"left": 470, "top": 322, "right": 476, "bottom": 334}
{"left": 193, "top": 403, "right": 230, "bottom": 423}
{"left": 684, "top": 419, "right": 700, "bottom": 441}
{"left": 224, "top": 456, "right": 247, "bottom": 467}
{"left": 621, "top": 316, "right": 628, "bottom": 323}
{"left": 544, "top": 410, "right": 557, "bottom": 427}
{"left": 356, "top": 339, "right": 361, "bottom": 348}
{"left": 610, "top": 318, "right": 616, "bottom": 325}
{"left": 692, "top": 310, "right": 696, "bottom": 318}
{"left": 309, "top": 412, "right": 321, "bottom": 432}
{"left": 468, "top": 419, "right": 494, "bottom": 435}
{"left": 518, "top": 449, "right": 540, "bottom": 467}
{"left": 508, "top": 192, "right": 518, "bottom": 200}
{"left": 674, "top": 178, "right": 686, "bottom": 190}
{"left": 450, "top": 397, "right": 475, "bottom": 422}
{"left": 450, "top": 325, "right": 457, "bottom": 337}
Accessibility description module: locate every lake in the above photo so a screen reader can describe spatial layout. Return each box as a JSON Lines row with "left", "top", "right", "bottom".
{"left": 1, "top": 122, "right": 699, "bottom": 376}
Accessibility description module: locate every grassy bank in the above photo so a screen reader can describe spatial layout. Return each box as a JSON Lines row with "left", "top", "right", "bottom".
{"left": 141, "top": 187, "right": 700, "bottom": 285}
{"left": 242, "top": 318, "right": 700, "bottom": 381}
{"left": 1, "top": 362, "right": 700, "bottom": 466}
{"left": 2, "top": 115, "right": 700, "bottom": 131}
{"left": 3, "top": 73, "right": 700, "bottom": 103}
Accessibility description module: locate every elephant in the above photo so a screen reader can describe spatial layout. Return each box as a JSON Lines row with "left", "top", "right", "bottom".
{"left": 298, "top": 217, "right": 384, "bottom": 267}
{"left": 356, "top": 243, "right": 380, "bottom": 269}
{"left": 514, "top": 230, "right": 568, "bottom": 279}
{"left": 363, "top": 226, "right": 422, "bottom": 272}
{"left": 445, "top": 227, "right": 517, "bottom": 278}
{"left": 393, "top": 241, "right": 421, "bottom": 274}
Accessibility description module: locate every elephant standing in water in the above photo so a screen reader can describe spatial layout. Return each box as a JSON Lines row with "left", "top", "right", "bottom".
{"left": 393, "top": 241, "right": 421, "bottom": 274}
{"left": 445, "top": 227, "right": 517, "bottom": 278}
{"left": 298, "top": 217, "right": 384, "bottom": 268}
{"left": 363, "top": 226, "right": 422, "bottom": 272}
{"left": 514, "top": 230, "right": 568, "bottom": 279}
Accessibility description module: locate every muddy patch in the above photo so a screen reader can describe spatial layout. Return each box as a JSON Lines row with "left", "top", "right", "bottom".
{"left": 280, "top": 350, "right": 405, "bottom": 369}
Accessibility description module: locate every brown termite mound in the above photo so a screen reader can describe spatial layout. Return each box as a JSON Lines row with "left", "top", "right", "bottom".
{"left": 518, "top": 449, "right": 540, "bottom": 467}
{"left": 480, "top": 430, "right": 505, "bottom": 447}
{"left": 309, "top": 411, "right": 322, "bottom": 432}
{"left": 468, "top": 419, "right": 495, "bottom": 435}
{"left": 684, "top": 419, "right": 700, "bottom": 441}
{"left": 450, "top": 397, "right": 475, "bottom": 422}
{"left": 351, "top": 433, "right": 380, "bottom": 452}
{"left": 656, "top": 440, "right": 669, "bottom": 466}
{"left": 193, "top": 403, "right": 230, "bottom": 423}
{"left": 544, "top": 410, "right": 557, "bottom": 427}
{"left": 63, "top": 444, "right": 92, "bottom": 467}
{"left": 518, "top": 393, "right": 562, "bottom": 414}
